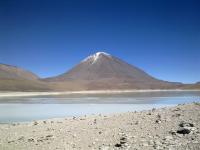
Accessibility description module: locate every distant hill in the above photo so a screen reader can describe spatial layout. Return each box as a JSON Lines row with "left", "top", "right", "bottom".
{"left": 44, "top": 52, "right": 183, "bottom": 90}
{"left": 0, "top": 64, "right": 50, "bottom": 91}
{"left": 178, "top": 81, "right": 200, "bottom": 90}
{"left": 0, "top": 64, "right": 40, "bottom": 80}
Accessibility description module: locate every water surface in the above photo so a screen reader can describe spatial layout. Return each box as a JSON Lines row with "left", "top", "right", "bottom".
{"left": 0, "top": 91, "right": 199, "bottom": 123}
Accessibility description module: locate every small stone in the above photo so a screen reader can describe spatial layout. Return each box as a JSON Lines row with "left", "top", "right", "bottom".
{"left": 173, "top": 113, "right": 181, "bottom": 117}
{"left": 28, "top": 138, "right": 35, "bottom": 142}
{"left": 120, "top": 137, "right": 127, "bottom": 141}
{"left": 157, "top": 114, "right": 161, "bottom": 119}
{"left": 33, "top": 121, "right": 38, "bottom": 125}
{"left": 18, "top": 136, "right": 24, "bottom": 141}
{"left": 37, "top": 139, "right": 43, "bottom": 142}
{"left": 173, "top": 107, "right": 181, "bottom": 111}
{"left": 147, "top": 112, "right": 152, "bottom": 115}
{"left": 120, "top": 140, "right": 126, "bottom": 144}
{"left": 115, "top": 143, "right": 122, "bottom": 147}
{"left": 155, "top": 120, "right": 162, "bottom": 124}
{"left": 8, "top": 140, "right": 15, "bottom": 143}
{"left": 46, "top": 135, "right": 53, "bottom": 138}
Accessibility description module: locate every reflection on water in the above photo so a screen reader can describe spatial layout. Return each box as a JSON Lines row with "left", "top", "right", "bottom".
{"left": 0, "top": 91, "right": 200, "bottom": 104}
{"left": 0, "top": 91, "right": 199, "bottom": 123}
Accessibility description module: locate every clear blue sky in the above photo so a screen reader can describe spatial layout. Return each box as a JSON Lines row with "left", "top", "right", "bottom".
{"left": 0, "top": 0, "right": 199, "bottom": 83}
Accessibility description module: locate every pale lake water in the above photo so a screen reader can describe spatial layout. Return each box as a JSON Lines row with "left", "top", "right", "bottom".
{"left": 0, "top": 91, "right": 200, "bottom": 123}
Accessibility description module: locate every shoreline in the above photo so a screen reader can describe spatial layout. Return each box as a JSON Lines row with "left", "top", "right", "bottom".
{"left": 0, "top": 89, "right": 200, "bottom": 97}
{"left": 0, "top": 102, "right": 199, "bottom": 149}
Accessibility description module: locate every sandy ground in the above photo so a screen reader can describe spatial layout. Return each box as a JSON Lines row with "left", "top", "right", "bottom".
{"left": 0, "top": 89, "right": 200, "bottom": 97}
{"left": 0, "top": 103, "right": 199, "bottom": 150}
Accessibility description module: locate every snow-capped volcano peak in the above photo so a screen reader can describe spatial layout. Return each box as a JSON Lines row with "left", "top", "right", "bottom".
{"left": 95, "top": 52, "right": 110, "bottom": 56}
{"left": 82, "top": 52, "right": 111, "bottom": 64}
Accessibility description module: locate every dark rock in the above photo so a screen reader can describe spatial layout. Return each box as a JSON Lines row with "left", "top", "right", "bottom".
{"left": 135, "top": 121, "right": 139, "bottom": 125}
{"left": 173, "top": 107, "right": 181, "bottom": 111}
{"left": 115, "top": 143, "right": 122, "bottom": 147}
{"left": 155, "top": 114, "right": 162, "bottom": 123}
{"left": 120, "top": 137, "right": 127, "bottom": 141}
{"left": 8, "top": 140, "right": 15, "bottom": 143}
{"left": 147, "top": 112, "right": 152, "bottom": 115}
{"left": 157, "top": 114, "right": 161, "bottom": 119}
{"left": 120, "top": 137, "right": 127, "bottom": 144}
{"left": 177, "top": 128, "right": 191, "bottom": 134}
{"left": 46, "top": 135, "right": 53, "bottom": 138}
{"left": 114, "top": 136, "right": 127, "bottom": 148}
{"left": 120, "top": 141, "right": 126, "bottom": 144}
{"left": 37, "top": 139, "right": 43, "bottom": 142}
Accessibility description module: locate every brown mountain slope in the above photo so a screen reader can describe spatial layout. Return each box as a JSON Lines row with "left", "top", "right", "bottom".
{"left": 183, "top": 82, "right": 200, "bottom": 89}
{"left": 45, "top": 52, "right": 183, "bottom": 90}
{"left": 0, "top": 64, "right": 51, "bottom": 91}
{"left": 0, "top": 64, "right": 38, "bottom": 80}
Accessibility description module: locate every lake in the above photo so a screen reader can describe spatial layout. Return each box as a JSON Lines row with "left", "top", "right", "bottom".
{"left": 0, "top": 91, "right": 199, "bottom": 123}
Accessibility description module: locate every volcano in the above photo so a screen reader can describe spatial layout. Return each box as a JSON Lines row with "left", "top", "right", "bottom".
{"left": 45, "top": 52, "right": 182, "bottom": 90}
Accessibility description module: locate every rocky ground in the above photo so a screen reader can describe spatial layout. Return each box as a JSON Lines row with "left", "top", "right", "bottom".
{"left": 0, "top": 103, "right": 199, "bottom": 150}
